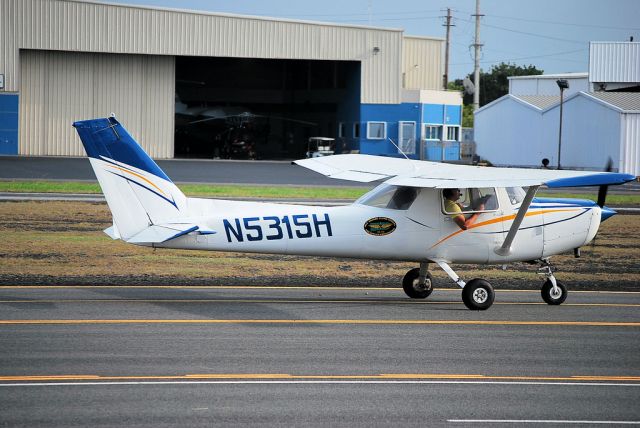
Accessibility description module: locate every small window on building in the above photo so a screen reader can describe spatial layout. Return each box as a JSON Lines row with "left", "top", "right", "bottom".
{"left": 338, "top": 122, "right": 346, "bottom": 138}
{"left": 445, "top": 126, "right": 460, "bottom": 141}
{"left": 353, "top": 122, "right": 360, "bottom": 138}
{"left": 366, "top": 122, "right": 387, "bottom": 140}
{"left": 424, "top": 125, "right": 443, "bottom": 140}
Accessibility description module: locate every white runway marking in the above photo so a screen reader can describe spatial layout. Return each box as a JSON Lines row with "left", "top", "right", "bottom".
{"left": 448, "top": 420, "right": 640, "bottom": 425}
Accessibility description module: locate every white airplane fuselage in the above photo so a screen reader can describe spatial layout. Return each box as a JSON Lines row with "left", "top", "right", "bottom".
{"left": 151, "top": 187, "right": 602, "bottom": 264}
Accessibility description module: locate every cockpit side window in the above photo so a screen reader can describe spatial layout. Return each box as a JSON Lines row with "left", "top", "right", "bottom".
{"left": 442, "top": 187, "right": 499, "bottom": 214}
{"left": 357, "top": 184, "right": 420, "bottom": 210}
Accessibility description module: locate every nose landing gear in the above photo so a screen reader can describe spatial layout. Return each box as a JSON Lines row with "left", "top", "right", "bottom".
{"left": 538, "top": 259, "right": 567, "bottom": 305}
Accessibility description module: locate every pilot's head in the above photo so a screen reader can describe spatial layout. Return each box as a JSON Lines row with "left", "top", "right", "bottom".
{"left": 443, "top": 188, "right": 461, "bottom": 200}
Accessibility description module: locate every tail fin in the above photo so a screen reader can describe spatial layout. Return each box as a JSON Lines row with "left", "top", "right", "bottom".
{"left": 73, "top": 117, "right": 187, "bottom": 240}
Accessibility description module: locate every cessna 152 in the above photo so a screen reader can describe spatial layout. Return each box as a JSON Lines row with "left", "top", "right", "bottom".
{"left": 73, "top": 117, "right": 636, "bottom": 310}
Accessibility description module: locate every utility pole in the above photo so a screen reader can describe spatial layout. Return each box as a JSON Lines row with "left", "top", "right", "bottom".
{"left": 442, "top": 8, "right": 453, "bottom": 90}
{"left": 472, "top": 0, "right": 483, "bottom": 111}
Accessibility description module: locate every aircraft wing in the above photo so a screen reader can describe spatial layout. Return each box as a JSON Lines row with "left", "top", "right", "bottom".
{"left": 294, "top": 154, "right": 636, "bottom": 188}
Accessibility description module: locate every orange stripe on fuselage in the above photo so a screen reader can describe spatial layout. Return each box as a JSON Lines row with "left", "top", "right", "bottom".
{"left": 429, "top": 209, "right": 579, "bottom": 249}
{"left": 106, "top": 164, "right": 168, "bottom": 198}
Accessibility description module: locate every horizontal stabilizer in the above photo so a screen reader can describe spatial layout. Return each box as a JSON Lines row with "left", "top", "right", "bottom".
{"left": 126, "top": 223, "right": 203, "bottom": 244}
{"left": 104, "top": 224, "right": 121, "bottom": 240}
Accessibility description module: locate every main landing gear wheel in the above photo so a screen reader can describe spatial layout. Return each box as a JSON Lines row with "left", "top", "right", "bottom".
{"left": 541, "top": 279, "right": 567, "bottom": 305}
{"left": 402, "top": 268, "right": 433, "bottom": 299}
{"left": 462, "top": 279, "right": 495, "bottom": 310}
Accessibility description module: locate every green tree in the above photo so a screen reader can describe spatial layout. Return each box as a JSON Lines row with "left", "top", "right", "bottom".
{"left": 447, "top": 82, "right": 478, "bottom": 128}
{"left": 455, "top": 62, "right": 543, "bottom": 107}
{"left": 449, "top": 62, "right": 543, "bottom": 127}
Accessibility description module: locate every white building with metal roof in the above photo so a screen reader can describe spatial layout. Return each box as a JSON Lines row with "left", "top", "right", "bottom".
{"left": 475, "top": 91, "right": 640, "bottom": 175}
{"left": 475, "top": 42, "right": 640, "bottom": 176}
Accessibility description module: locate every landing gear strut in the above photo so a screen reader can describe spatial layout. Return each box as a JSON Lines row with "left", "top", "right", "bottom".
{"left": 538, "top": 259, "right": 567, "bottom": 305}
{"left": 402, "top": 261, "right": 495, "bottom": 310}
{"left": 433, "top": 260, "right": 494, "bottom": 310}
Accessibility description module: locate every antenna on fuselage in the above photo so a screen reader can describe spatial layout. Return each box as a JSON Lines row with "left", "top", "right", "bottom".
{"left": 387, "top": 137, "right": 410, "bottom": 160}
{"left": 387, "top": 137, "right": 419, "bottom": 174}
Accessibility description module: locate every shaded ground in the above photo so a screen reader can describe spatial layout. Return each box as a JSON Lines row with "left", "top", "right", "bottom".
{"left": 1, "top": 201, "right": 638, "bottom": 290}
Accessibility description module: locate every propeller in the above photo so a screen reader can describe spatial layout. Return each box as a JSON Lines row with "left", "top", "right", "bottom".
{"left": 589, "top": 157, "right": 616, "bottom": 255}
{"left": 596, "top": 157, "right": 613, "bottom": 208}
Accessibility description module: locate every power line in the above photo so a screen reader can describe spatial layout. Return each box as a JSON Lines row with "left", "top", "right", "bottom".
{"left": 457, "top": 17, "right": 586, "bottom": 44}
{"left": 486, "top": 13, "right": 640, "bottom": 31}
{"left": 450, "top": 48, "right": 588, "bottom": 66}
{"left": 276, "top": 9, "right": 444, "bottom": 19}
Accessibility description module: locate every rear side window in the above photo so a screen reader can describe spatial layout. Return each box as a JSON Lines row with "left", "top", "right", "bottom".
{"left": 357, "top": 184, "right": 420, "bottom": 210}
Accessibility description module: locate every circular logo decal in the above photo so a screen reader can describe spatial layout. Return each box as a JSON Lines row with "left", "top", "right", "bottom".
{"left": 364, "top": 217, "right": 397, "bottom": 236}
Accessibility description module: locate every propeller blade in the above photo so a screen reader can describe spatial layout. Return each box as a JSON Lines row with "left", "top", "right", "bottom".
{"left": 597, "top": 185, "right": 608, "bottom": 208}
{"left": 596, "top": 157, "right": 614, "bottom": 208}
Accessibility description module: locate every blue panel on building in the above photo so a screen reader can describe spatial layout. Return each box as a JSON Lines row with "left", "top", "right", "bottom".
{"left": 444, "top": 105, "right": 461, "bottom": 125}
{"left": 360, "top": 103, "right": 421, "bottom": 158}
{"left": 358, "top": 101, "right": 461, "bottom": 161}
{"left": 0, "top": 93, "right": 19, "bottom": 155}
{"left": 422, "top": 104, "right": 444, "bottom": 124}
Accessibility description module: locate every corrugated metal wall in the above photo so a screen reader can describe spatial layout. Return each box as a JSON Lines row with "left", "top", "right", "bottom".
{"left": 19, "top": 50, "right": 174, "bottom": 157}
{"left": 589, "top": 42, "right": 640, "bottom": 83}
{"left": 402, "top": 36, "right": 443, "bottom": 90}
{"left": 1, "top": 0, "right": 404, "bottom": 104}
{"left": 620, "top": 113, "right": 640, "bottom": 176}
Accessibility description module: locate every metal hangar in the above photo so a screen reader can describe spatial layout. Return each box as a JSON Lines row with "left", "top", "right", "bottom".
{"left": 0, "top": 0, "right": 461, "bottom": 160}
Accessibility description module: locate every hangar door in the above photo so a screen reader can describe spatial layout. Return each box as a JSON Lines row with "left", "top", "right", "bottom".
{"left": 19, "top": 50, "right": 175, "bottom": 157}
{"left": 175, "top": 57, "right": 360, "bottom": 160}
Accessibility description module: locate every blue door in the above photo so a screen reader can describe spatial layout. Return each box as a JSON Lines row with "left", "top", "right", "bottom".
{"left": 0, "top": 94, "right": 19, "bottom": 155}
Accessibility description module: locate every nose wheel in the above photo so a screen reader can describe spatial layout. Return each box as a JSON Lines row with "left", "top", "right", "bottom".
{"left": 541, "top": 279, "right": 567, "bottom": 305}
{"left": 538, "top": 258, "right": 568, "bottom": 305}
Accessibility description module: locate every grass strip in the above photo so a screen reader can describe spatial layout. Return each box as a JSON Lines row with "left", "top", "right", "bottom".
{"left": 0, "top": 180, "right": 638, "bottom": 204}
{"left": 0, "top": 180, "right": 367, "bottom": 200}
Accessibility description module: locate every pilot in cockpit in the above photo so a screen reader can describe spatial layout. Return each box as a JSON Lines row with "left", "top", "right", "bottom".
{"left": 442, "top": 188, "right": 486, "bottom": 230}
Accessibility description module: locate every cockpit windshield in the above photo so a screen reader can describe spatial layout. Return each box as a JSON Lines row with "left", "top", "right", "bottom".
{"left": 356, "top": 184, "right": 420, "bottom": 210}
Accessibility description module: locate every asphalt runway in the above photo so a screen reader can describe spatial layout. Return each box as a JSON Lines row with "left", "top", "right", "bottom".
{"left": 1, "top": 286, "right": 639, "bottom": 427}
{"left": 0, "top": 156, "right": 369, "bottom": 187}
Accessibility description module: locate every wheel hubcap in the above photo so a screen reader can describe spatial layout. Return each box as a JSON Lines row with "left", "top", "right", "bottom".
{"left": 473, "top": 288, "right": 488, "bottom": 303}
{"left": 550, "top": 287, "right": 562, "bottom": 299}
{"left": 413, "top": 279, "right": 431, "bottom": 291}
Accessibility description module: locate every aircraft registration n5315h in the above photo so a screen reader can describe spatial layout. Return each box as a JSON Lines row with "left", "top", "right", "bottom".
{"left": 73, "top": 117, "right": 635, "bottom": 310}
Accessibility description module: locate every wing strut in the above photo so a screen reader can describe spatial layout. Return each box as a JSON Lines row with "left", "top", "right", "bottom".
{"left": 494, "top": 185, "right": 540, "bottom": 256}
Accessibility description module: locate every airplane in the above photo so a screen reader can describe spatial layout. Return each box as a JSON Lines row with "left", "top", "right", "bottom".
{"left": 73, "top": 116, "right": 636, "bottom": 310}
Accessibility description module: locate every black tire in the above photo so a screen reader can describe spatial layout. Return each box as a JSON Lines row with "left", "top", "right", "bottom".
{"left": 461, "top": 279, "right": 495, "bottom": 310}
{"left": 541, "top": 279, "right": 567, "bottom": 305}
{"left": 402, "top": 268, "right": 433, "bottom": 299}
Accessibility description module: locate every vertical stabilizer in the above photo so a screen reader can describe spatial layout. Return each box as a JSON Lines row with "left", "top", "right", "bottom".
{"left": 73, "top": 117, "right": 187, "bottom": 240}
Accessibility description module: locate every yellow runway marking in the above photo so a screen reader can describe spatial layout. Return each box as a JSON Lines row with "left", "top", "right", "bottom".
{"left": 1, "top": 373, "right": 639, "bottom": 382}
{"left": 0, "top": 285, "right": 639, "bottom": 295}
{"left": 1, "top": 298, "right": 639, "bottom": 307}
{"left": 1, "top": 319, "right": 639, "bottom": 327}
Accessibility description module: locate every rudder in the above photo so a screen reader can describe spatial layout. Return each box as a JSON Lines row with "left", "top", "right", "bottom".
{"left": 73, "top": 117, "right": 187, "bottom": 240}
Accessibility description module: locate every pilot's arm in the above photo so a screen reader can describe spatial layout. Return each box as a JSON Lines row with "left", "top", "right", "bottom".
{"left": 453, "top": 203, "right": 484, "bottom": 230}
